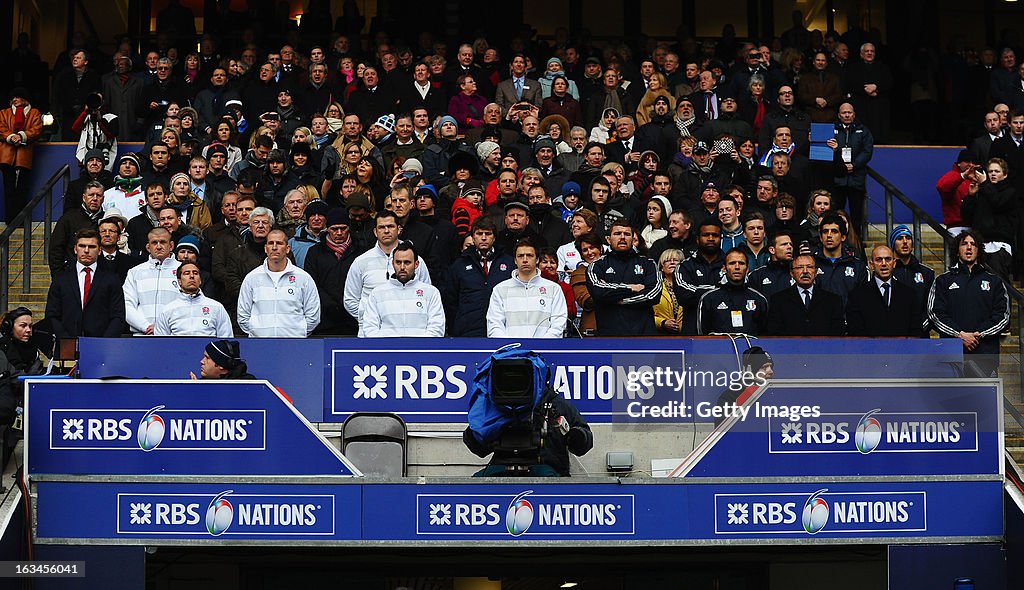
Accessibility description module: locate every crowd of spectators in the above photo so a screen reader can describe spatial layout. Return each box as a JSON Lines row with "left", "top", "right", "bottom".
{"left": 0, "top": 7, "right": 1017, "bottom": 375}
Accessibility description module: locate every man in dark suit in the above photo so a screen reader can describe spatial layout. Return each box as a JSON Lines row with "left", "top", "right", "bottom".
{"left": 397, "top": 62, "right": 448, "bottom": 120}
{"left": 604, "top": 116, "right": 653, "bottom": 174}
{"left": 44, "top": 228, "right": 126, "bottom": 338}
{"left": 765, "top": 254, "right": 845, "bottom": 335}
{"left": 494, "top": 54, "right": 542, "bottom": 117}
{"left": 846, "top": 245, "right": 921, "bottom": 336}
{"left": 969, "top": 111, "right": 1003, "bottom": 163}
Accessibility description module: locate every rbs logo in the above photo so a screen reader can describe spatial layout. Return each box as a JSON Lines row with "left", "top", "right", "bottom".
{"left": 51, "top": 408, "right": 266, "bottom": 451}
{"left": 715, "top": 490, "right": 926, "bottom": 535}
{"left": 418, "top": 491, "right": 634, "bottom": 536}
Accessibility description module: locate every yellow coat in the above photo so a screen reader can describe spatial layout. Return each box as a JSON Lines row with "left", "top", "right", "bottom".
{"left": 652, "top": 279, "right": 683, "bottom": 334}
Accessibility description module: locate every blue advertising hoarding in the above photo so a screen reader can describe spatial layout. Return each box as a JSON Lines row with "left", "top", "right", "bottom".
{"left": 78, "top": 337, "right": 963, "bottom": 424}
{"left": 35, "top": 482, "right": 362, "bottom": 541}
{"left": 33, "top": 479, "right": 1002, "bottom": 544}
{"left": 26, "top": 380, "right": 360, "bottom": 476}
{"left": 324, "top": 338, "right": 963, "bottom": 423}
{"left": 668, "top": 380, "right": 1002, "bottom": 478}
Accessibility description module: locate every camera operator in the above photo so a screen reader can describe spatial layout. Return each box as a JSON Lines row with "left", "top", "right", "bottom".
{"left": 72, "top": 92, "right": 119, "bottom": 172}
{"left": 463, "top": 349, "right": 593, "bottom": 477}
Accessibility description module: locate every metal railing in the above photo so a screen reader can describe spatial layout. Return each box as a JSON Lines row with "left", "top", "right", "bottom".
{"left": 0, "top": 164, "right": 71, "bottom": 311}
{"left": 867, "top": 165, "right": 1024, "bottom": 407}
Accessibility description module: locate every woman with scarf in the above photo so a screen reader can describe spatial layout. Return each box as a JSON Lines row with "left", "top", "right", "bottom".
{"left": 538, "top": 58, "right": 580, "bottom": 100}
{"left": 0, "top": 87, "right": 43, "bottom": 222}
{"left": 588, "top": 107, "right": 618, "bottom": 144}
{"left": 0, "top": 307, "right": 46, "bottom": 427}
{"left": 738, "top": 74, "right": 771, "bottom": 140}
{"left": 168, "top": 172, "right": 213, "bottom": 230}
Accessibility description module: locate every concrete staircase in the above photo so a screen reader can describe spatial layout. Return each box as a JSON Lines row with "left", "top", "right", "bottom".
{"left": 3, "top": 223, "right": 51, "bottom": 319}
{"left": 865, "top": 222, "right": 1024, "bottom": 461}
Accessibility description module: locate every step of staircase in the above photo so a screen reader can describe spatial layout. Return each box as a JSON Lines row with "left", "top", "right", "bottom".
{"left": 4, "top": 223, "right": 53, "bottom": 319}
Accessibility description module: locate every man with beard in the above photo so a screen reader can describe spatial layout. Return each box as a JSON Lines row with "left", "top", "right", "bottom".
{"left": 674, "top": 219, "right": 726, "bottom": 335}
{"left": 361, "top": 243, "right": 445, "bottom": 337}
{"left": 636, "top": 95, "right": 674, "bottom": 149}
{"left": 586, "top": 219, "right": 661, "bottom": 336}
{"left": 890, "top": 224, "right": 935, "bottom": 336}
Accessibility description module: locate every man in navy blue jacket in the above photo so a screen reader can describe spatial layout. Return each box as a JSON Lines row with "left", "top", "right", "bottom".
{"left": 586, "top": 218, "right": 661, "bottom": 336}
{"left": 44, "top": 228, "right": 126, "bottom": 338}
{"left": 443, "top": 217, "right": 514, "bottom": 337}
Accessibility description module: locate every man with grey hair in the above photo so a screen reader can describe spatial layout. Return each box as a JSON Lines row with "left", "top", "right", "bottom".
{"left": 50, "top": 179, "right": 107, "bottom": 276}
{"left": 846, "top": 42, "right": 892, "bottom": 142}
{"left": 557, "top": 126, "right": 589, "bottom": 172}
{"left": 222, "top": 206, "right": 274, "bottom": 329}
{"left": 140, "top": 57, "right": 184, "bottom": 129}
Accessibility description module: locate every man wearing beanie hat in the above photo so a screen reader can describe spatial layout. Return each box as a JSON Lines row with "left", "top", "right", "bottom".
{"left": 155, "top": 261, "right": 232, "bottom": 337}
{"left": 63, "top": 147, "right": 115, "bottom": 213}
{"left": 420, "top": 115, "right": 471, "bottom": 188}
{"left": 635, "top": 93, "right": 675, "bottom": 147}
{"left": 713, "top": 346, "right": 775, "bottom": 426}
{"left": 889, "top": 224, "right": 935, "bottom": 335}
{"left": 476, "top": 140, "right": 501, "bottom": 167}
{"left": 1, "top": 86, "right": 43, "bottom": 222}
{"left": 411, "top": 183, "right": 459, "bottom": 281}
{"left": 289, "top": 199, "right": 329, "bottom": 267}
{"left": 191, "top": 339, "right": 254, "bottom": 380}
{"left": 530, "top": 137, "right": 571, "bottom": 198}
{"left": 476, "top": 139, "right": 503, "bottom": 183}
{"left": 103, "top": 153, "right": 146, "bottom": 222}
{"left": 303, "top": 207, "right": 362, "bottom": 335}
{"left": 367, "top": 113, "right": 395, "bottom": 146}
